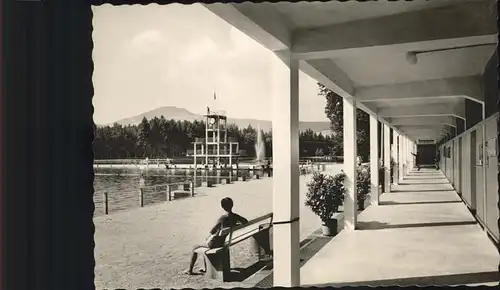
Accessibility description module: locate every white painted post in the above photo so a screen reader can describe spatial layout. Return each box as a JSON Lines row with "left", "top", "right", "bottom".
{"left": 393, "top": 131, "right": 399, "bottom": 185}
{"left": 383, "top": 124, "right": 391, "bottom": 193}
{"left": 369, "top": 114, "right": 379, "bottom": 206}
{"left": 344, "top": 97, "right": 358, "bottom": 230}
{"left": 406, "top": 138, "right": 410, "bottom": 171}
{"left": 271, "top": 53, "right": 300, "bottom": 287}
{"left": 408, "top": 140, "right": 412, "bottom": 170}
{"left": 402, "top": 135, "right": 407, "bottom": 177}
{"left": 139, "top": 188, "right": 144, "bottom": 207}
{"left": 103, "top": 192, "right": 109, "bottom": 215}
{"left": 398, "top": 134, "right": 404, "bottom": 182}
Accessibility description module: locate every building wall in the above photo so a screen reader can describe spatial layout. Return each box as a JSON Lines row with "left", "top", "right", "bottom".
{"left": 439, "top": 113, "right": 499, "bottom": 243}
{"left": 483, "top": 49, "right": 498, "bottom": 119}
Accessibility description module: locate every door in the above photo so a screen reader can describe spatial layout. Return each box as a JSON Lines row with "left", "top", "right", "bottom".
{"left": 474, "top": 127, "right": 485, "bottom": 223}
{"left": 470, "top": 131, "right": 477, "bottom": 212}
{"left": 457, "top": 137, "right": 463, "bottom": 194}
{"left": 484, "top": 117, "right": 499, "bottom": 240}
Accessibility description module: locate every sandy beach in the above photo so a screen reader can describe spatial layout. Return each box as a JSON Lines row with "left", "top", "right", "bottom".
{"left": 94, "top": 164, "right": 343, "bottom": 289}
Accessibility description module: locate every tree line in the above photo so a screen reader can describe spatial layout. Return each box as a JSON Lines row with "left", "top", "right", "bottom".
{"left": 93, "top": 84, "right": 373, "bottom": 160}
{"left": 93, "top": 117, "right": 333, "bottom": 159}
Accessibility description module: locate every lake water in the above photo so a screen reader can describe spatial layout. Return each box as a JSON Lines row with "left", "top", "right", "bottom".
{"left": 93, "top": 166, "right": 267, "bottom": 216}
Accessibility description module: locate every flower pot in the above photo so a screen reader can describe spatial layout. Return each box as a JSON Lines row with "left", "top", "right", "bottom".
{"left": 321, "top": 219, "right": 338, "bottom": 236}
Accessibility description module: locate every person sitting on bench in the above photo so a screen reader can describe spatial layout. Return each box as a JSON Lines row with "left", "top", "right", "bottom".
{"left": 185, "top": 197, "right": 272, "bottom": 275}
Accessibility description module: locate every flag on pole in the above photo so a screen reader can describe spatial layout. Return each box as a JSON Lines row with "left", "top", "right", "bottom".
{"left": 213, "top": 91, "right": 217, "bottom": 100}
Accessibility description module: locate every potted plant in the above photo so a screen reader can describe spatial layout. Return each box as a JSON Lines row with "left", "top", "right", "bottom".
{"left": 357, "top": 164, "right": 371, "bottom": 211}
{"left": 305, "top": 172, "right": 345, "bottom": 236}
{"left": 390, "top": 157, "right": 396, "bottom": 183}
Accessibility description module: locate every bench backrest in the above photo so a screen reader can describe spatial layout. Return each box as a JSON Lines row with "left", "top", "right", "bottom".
{"left": 221, "top": 213, "right": 273, "bottom": 247}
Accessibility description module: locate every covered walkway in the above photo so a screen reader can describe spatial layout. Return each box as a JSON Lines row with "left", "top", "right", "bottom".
{"left": 301, "top": 168, "right": 498, "bottom": 287}
{"left": 204, "top": 1, "right": 499, "bottom": 287}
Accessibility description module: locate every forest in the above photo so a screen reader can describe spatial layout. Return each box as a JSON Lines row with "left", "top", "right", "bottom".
{"left": 93, "top": 117, "right": 332, "bottom": 159}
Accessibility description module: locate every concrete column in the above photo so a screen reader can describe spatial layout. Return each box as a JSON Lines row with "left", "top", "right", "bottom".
{"left": 383, "top": 124, "right": 391, "bottom": 193}
{"left": 369, "top": 114, "right": 379, "bottom": 206}
{"left": 406, "top": 138, "right": 410, "bottom": 172}
{"left": 403, "top": 137, "right": 407, "bottom": 174}
{"left": 344, "top": 97, "right": 357, "bottom": 230}
{"left": 271, "top": 53, "right": 300, "bottom": 287}
{"left": 392, "top": 130, "right": 399, "bottom": 185}
{"left": 398, "top": 134, "right": 404, "bottom": 182}
{"left": 411, "top": 141, "right": 416, "bottom": 169}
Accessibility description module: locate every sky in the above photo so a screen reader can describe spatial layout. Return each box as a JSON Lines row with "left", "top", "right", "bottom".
{"left": 92, "top": 4, "right": 328, "bottom": 125}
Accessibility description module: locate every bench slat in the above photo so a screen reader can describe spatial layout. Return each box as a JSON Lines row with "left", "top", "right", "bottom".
{"left": 201, "top": 213, "right": 273, "bottom": 255}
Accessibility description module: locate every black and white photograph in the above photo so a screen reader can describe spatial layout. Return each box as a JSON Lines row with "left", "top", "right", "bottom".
{"left": 89, "top": 1, "right": 499, "bottom": 289}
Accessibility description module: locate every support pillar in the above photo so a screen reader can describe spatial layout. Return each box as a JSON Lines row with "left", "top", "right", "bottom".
{"left": 399, "top": 135, "right": 406, "bottom": 177}
{"left": 344, "top": 97, "right": 357, "bottom": 229}
{"left": 369, "top": 114, "right": 379, "bottom": 205}
{"left": 406, "top": 138, "right": 410, "bottom": 173}
{"left": 271, "top": 53, "right": 300, "bottom": 287}
{"left": 411, "top": 141, "right": 416, "bottom": 169}
{"left": 398, "top": 134, "right": 404, "bottom": 182}
{"left": 392, "top": 131, "right": 399, "bottom": 185}
{"left": 383, "top": 124, "right": 391, "bottom": 193}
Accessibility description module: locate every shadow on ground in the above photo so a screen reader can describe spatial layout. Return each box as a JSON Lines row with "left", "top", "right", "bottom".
{"left": 302, "top": 271, "right": 499, "bottom": 287}
{"left": 399, "top": 182, "right": 451, "bottom": 185}
{"left": 227, "top": 260, "right": 271, "bottom": 282}
{"left": 356, "top": 220, "right": 477, "bottom": 231}
{"left": 379, "top": 200, "right": 462, "bottom": 206}
{"left": 391, "top": 189, "right": 455, "bottom": 193}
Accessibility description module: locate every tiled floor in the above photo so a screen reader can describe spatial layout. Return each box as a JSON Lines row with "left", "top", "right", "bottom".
{"left": 299, "top": 169, "right": 499, "bottom": 287}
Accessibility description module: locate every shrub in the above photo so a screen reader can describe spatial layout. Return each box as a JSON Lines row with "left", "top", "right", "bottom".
{"left": 357, "top": 164, "right": 370, "bottom": 208}
{"left": 305, "top": 172, "right": 345, "bottom": 222}
{"left": 390, "top": 157, "right": 396, "bottom": 183}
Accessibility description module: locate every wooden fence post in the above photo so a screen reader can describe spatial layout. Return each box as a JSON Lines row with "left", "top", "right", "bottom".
{"left": 168, "top": 185, "right": 172, "bottom": 201}
{"left": 139, "top": 188, "right": 144, "bottom": 207}
{"left": 190, "top": 180, "right": 195, "bottom": 197}
{"left": 103, "top": 192, "right": 108, "bottom": 215}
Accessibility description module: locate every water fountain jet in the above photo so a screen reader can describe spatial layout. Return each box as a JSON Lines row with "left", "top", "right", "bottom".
{"left": 254, "top": 124, "right": 266, "bottom": 165}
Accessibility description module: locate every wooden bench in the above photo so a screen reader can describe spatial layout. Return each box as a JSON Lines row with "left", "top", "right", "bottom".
{"left": 194, "top": 213, "right": 273, "bottom": 281}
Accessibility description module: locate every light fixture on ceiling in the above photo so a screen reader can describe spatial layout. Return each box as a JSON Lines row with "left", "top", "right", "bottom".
{"left": 405, "top": 42, "right": 497, "bottom": 65}
{"left": 405, "top": 52, "right": 418, "bottom": 65}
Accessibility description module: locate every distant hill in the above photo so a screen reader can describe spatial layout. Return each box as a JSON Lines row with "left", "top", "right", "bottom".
{"left": 101, "top": 106, "right": 331, "bottom": 134}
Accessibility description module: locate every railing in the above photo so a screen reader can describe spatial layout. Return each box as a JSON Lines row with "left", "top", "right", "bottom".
{"left": 194, "top": 137, "right": 240, "bottom": 143}
{"left": 94, "top": 158, "right": 173, "bottom": 165}
{"left": 206, "top": 110, "right": 226, "bottom": 117}
{"left": 94, "top": 163, "right": 326, "bottom": 216}
{"left": 96, "top": 180, "right": 194, "bottom": 215}
{"left": 187, "top": 149, "right": 241, "bottom": 156}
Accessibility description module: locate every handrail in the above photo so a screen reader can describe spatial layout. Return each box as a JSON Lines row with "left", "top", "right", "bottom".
{"left": 140, "top": 181, "right": 190, "bottom": 190}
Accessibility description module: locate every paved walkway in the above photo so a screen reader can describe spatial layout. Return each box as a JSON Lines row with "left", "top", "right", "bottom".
{"left": 94, "top": 165, "right": 343, "bottom": 289}
{"left": 300, "top": 168, "right": 499, "bottom": 287}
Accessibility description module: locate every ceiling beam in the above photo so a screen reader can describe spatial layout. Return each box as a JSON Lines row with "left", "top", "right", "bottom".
{"left": 377, "top": 103, "right": 465, "bottom": 119}
{"left": 274, "top": 51, "right": 393, "bottom": 127}
{"left": 387, "top": 116, "right": 457, "bottom": 128}
{"left": 291, "top": 0, "right": 496, "bottom": 59}
{"left": 355, "top": 76, "right": 484, "bottom": 104}
{"left": 202, "top": 3, "right": 291, "bottom": 51}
